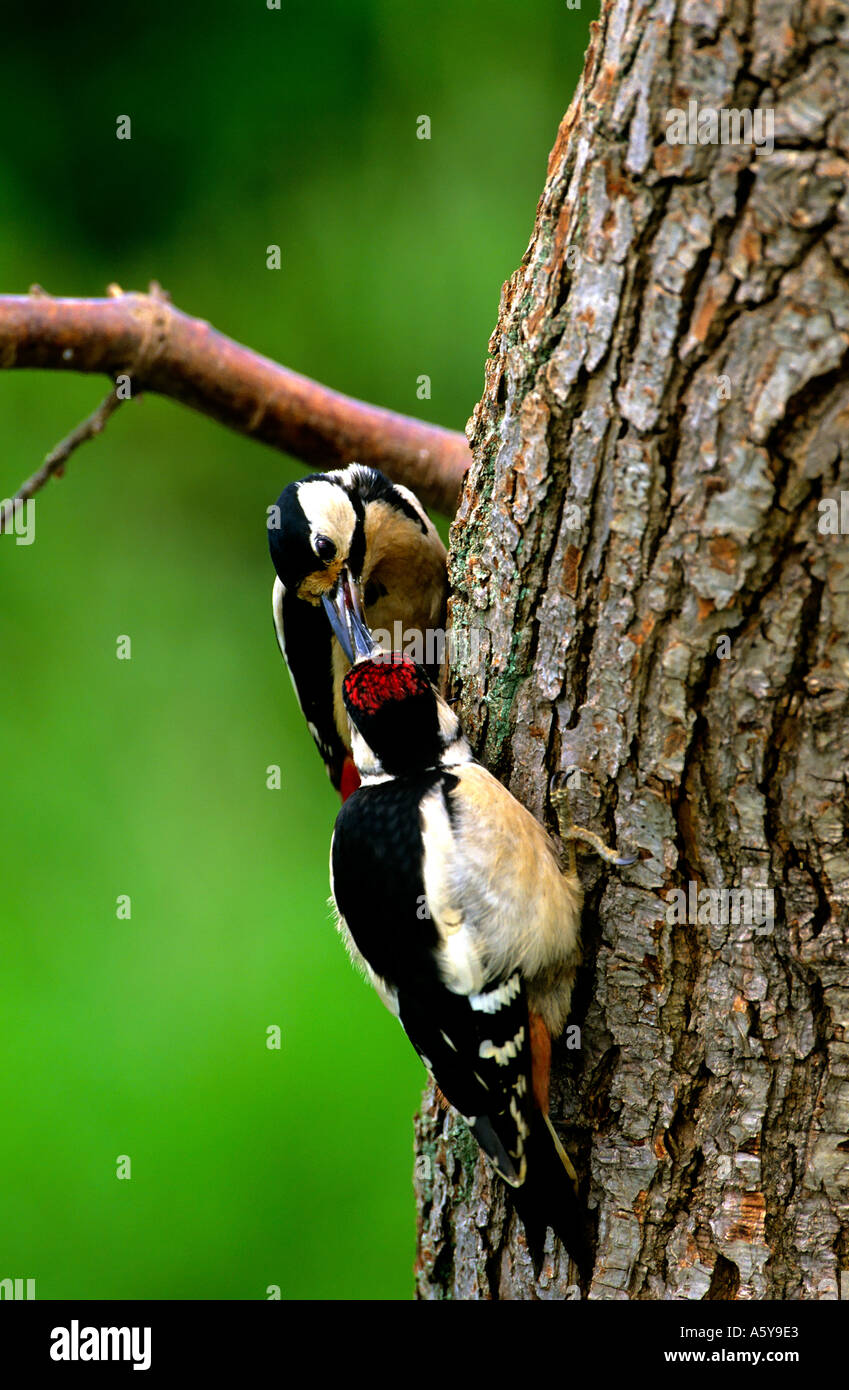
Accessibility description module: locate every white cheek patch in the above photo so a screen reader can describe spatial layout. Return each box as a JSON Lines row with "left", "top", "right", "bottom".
{"left": 437, "top": 701, "right": 460, "bottom": 743}
{"left": 440, "top": 735, "right": 472, "bottom": 769}
{"left": 297, "top": 480, "right": 357, "bottom": 559}
{"left": 436, "top": 701, "right": 471, "bottom": 768}
{"left": 350, "top": 726, "right": 391, "bottom": 783}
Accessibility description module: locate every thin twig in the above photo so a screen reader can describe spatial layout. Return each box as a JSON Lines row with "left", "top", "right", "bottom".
{"left": 0, "top": 288, "right": 471, "bottom": 515}
{"left": 0, "top": 387, "right": 127, "bottom": 534}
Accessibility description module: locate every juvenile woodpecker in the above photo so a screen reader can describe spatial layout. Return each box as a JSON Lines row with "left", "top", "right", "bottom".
{"left": 328, "top": 610, "right": 602, "bottom": 1278}
{"left": 267, "top": 464, "right": 447, "bottom": 800}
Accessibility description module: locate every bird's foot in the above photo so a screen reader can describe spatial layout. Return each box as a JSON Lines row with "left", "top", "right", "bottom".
{"left": 550, "top": 777, "right": 636, "bottom": 868}
{"left": 559, "top": 823, "right": 636, "bottom": 867}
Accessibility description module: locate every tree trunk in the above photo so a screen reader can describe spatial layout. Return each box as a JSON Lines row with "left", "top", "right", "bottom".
{"left": 414, "top": 0, "right": 849, "bottom": 1300}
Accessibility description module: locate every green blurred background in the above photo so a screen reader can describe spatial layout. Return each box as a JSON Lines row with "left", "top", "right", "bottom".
{"left": 0, "top": 1, "right": 591, "bottom": 1299}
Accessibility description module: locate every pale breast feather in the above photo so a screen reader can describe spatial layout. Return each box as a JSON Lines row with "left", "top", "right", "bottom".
{"left": 421, "top": 763, "right": 582, "bottom": 990}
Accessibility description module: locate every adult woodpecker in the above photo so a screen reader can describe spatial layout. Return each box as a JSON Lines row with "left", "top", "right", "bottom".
{"left": 327, "top": 611, "right": 629, "bottom": 1278}
{"left": 267, "top": 464, "right": 447, "bottom": 801}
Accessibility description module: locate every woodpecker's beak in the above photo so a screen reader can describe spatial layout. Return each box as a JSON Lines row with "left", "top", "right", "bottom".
{"left": 322, "top": 569, "right": 377, "bottom": 663}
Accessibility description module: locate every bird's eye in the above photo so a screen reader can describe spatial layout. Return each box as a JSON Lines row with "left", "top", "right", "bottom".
{"left": 314, "top": 534, "right": 337, "bottom": 564}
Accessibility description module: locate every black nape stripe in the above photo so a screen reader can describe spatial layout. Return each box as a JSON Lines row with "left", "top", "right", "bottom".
{"left": 346, "top": 468, "right": 428, "bottom": 536}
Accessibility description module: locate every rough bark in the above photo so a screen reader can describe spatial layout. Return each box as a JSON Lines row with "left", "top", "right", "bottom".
{"left": 414, "top": 0, "right": 849, "bottom": 1300}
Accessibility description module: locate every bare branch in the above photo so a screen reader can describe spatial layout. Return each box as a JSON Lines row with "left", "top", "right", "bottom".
{"left": 0, "top": 386, "right": 128, "bottom": 534}
{"left": 0, "top": 288, "right": 471, "bottom": 514}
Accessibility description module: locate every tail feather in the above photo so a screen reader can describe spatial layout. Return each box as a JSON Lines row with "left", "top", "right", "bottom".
{"left": 508, "top": 1113, "right": 592, "bottom": 1282}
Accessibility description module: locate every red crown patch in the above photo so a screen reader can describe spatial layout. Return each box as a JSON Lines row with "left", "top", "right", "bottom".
{"left": 343, "top": 654, "right": 429, "bottom": 715}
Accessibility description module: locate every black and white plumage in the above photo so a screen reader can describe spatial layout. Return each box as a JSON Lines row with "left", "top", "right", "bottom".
{"left": 328, "top": 646, "right": 590, "bottom": 1276}
{"left": 267, "top": 464, "right": 447, "bottom": 798}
